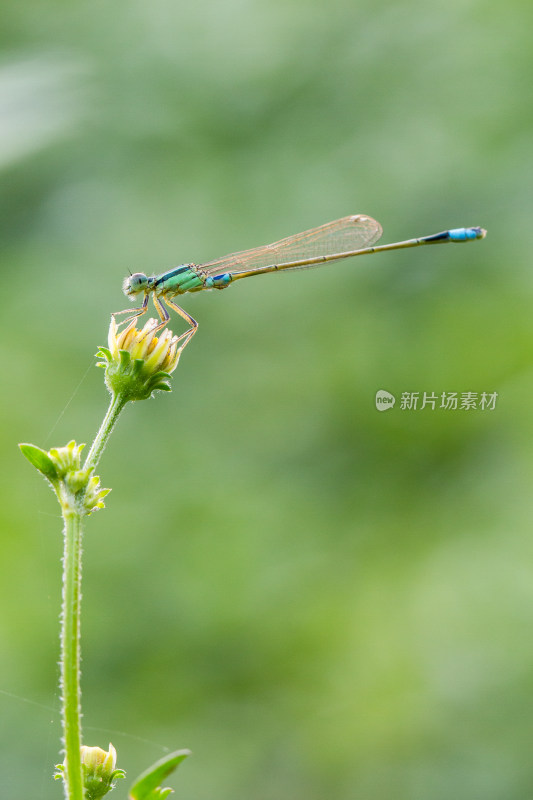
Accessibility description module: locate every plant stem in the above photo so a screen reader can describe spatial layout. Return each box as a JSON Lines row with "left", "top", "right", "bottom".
{"left": 57, "top": 392, "right": 128, "bottom": 797}
{"left": 61, "top": 505, "right": 84, "bottom": 800}
{"left": 84, "top": 393, "right": 127, "bottom": 474}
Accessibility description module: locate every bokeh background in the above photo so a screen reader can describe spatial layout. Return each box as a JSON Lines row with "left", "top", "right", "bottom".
{"left": 1, "top": 1, "right": 532, "bottom": 798}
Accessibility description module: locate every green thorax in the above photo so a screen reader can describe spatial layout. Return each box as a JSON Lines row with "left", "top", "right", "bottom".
{"left": 154, "top": 264, "right": 206, "bottom": 295}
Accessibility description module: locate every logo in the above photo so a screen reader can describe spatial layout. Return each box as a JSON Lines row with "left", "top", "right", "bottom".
{"left": 375, "top": 390, "right": 396, "bottom": 411}
{"left": 374, "top": 389, "right": 498, "bottom": 412}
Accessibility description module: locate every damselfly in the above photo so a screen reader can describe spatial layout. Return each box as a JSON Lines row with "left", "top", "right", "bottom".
{"left": 117, "top": 215, "right": 486, "bottom": 350}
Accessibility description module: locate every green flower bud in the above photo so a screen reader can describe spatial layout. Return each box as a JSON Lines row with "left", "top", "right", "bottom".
{"left": 83, "top": 474, "right": 111, "bottom": 513}
{"left": 80, "top": 743, "right": 125, "bottom": 799}
{"left": 48, "top": 441, "right": 84, "bottom": 479}
{"left": 96, "top": 318, "right": 182, "bottom": 401}
{"left": 19, "top": 440, "right": 110, "bottom": 515}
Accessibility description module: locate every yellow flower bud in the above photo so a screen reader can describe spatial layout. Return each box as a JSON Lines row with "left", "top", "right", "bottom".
{"left": 79, "top": 743, "right": 125, "bottom": 799}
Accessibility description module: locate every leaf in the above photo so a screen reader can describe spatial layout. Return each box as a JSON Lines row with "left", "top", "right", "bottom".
{"left": 19, "top": 443, "right": 58, "bottom": 481}
{"left": 128, "top": 750, "right": 190, "bottom": 800}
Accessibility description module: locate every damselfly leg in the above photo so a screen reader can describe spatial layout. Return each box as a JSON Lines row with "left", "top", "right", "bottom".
{"left": 152, "top": 295, "right": 198, "bottom": 350}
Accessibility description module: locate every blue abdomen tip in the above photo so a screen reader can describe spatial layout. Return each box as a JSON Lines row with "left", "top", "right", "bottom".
{"left": 449, "top": 227, "right": 486, "bottom": 241}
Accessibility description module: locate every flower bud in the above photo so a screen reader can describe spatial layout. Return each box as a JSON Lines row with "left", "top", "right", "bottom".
{"left": 48, "top": 440, "right": 84, "bottom": 478}
{"left": 20, "top": 440, "right": 110, "bottom": 515}
{"left": 80, "top": 743, "right": 125, "bottom": 799}
{"left": 96, "top": 317, "right": 182, "bottom": 401}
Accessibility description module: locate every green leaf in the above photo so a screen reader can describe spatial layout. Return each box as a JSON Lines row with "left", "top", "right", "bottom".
{"left": 19, "top": 443, "right": 58, "bottom": 481}
{"left": 128, "top": 750, "right": 190, "bottom": 800}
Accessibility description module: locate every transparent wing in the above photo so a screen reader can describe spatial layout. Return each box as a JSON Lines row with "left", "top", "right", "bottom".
{"left": 200, "top": 215, "right": 383, "bottom": 275}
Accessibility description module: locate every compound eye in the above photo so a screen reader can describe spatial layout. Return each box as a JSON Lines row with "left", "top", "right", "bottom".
{"left": 123, "top": 272, "right": 148, "bottom": 296}
{"left": 130, "top": 272, "right": 147, "bottom": 289}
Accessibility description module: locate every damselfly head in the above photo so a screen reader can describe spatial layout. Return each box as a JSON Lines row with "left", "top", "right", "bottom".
{"left": 123, "top": 272, "right": 148, "bottom": 297}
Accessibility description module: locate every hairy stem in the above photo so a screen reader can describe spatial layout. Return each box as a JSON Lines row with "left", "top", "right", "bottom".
{"left": 83, "top": 393, "right": 127, "bottom": 474}
{"left": 61, "top": 505, "right": 84, "bottom": 800}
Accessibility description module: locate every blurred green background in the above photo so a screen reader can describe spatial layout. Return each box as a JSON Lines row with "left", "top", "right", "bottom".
{"left": 1, "top": 0, "right": 532, "bottom": 798}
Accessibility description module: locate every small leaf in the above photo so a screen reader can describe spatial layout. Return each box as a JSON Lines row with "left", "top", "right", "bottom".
{"left": 128, "top": 750, "right": 190, "bottom": 800}
{"left": 19, "top": 443, "right": 58, "bottom": 481}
